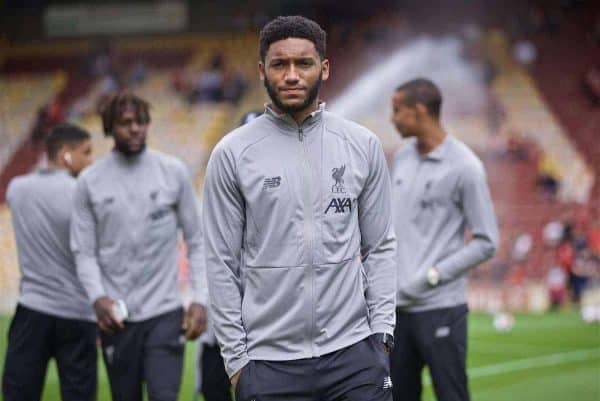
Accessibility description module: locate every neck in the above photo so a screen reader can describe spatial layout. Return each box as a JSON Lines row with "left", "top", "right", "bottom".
{"left": 416, "top": 123, "right": 447, "bottom": 155}
{"left": 272, "top": 100, "right": 320, "bottom": 125}
{"left": 46, "top": 160, "right": 65, "bottom": 170}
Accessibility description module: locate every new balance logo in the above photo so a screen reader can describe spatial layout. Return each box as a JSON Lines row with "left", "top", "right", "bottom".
{"left": 324, "top": 198, "right": 352, "bottom": 214}
{"left": 263, "top": 176, "right": 281, "bottom": 189}
{"left": 383, "top": 376, "right": 393, "bottom": 389}
{"left": 435, "top": 326, "right": 450, "bottom": 338}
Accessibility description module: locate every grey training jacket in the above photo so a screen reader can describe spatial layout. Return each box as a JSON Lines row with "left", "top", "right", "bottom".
{"left": 7, "top": 168, "right": 94, "bottom": 321}
{"left": 392, "top": 135, "right": 499, "bottom": 312}
{"left": 70, "top": 149, "right": 207, "bottom": 322}
{"left": 203, "top": 104, "right": 397, "bottom": 377}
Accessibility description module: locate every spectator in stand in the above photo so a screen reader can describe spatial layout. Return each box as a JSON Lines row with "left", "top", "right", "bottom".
{"left": 583, "top": 66, "right": 600, "bottom": 104}
{"left": 513, "top": 38, "right": 537, "bottom": 67}
{"left": 31, "top": 107, "right": 50, "bottom": 142}
{"left": 557, "top": 221, "right": 588, "bottom": 304}
{"left": 45, "top": 96, "right": 65, "bottom": 127}
{"left": 547, "top": 265, "right": 567, "bottom": 310}
{"left": 191, "top": 51, "right": 226, "bottom": 103}
{"left": 222, "top": 69, "right": 248, "bottom": 104}
{"left": 129, "top": 60, "right": 149, "bottom": 86}
{"left": 536, "top": 154, "right": 560, "bottom": 200}
{"left": 543, "top": 219, "right": 565, "bottom": 247}
{"left": 512, "top": 233, "right": 533, "bottom": 263}
{"left": 588, "top": 215, "right": 600, "bottom": 259}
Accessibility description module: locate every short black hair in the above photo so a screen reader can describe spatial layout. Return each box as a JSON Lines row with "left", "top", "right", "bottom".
{"left": 45, "top": 124, "right": 91, "bottom": 161}
{"left": 259, "top": 16, "right": 326, "bottom": 61}
{"left": 396, "top": 78, "right": 442, "bottom": 119}
{"left": 101, "top": 91, "right": 151, "bottom": 136}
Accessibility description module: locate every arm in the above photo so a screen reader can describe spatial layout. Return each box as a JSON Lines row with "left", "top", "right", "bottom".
{"left": 436, "top": 163, "right": 499, "bottom": 282}
{"left": 174, "top": 163, "right": 208, "bottom": 339}
{"left": 70, "top": 178, "right": 122, "bottom": 331}
{"left": 358, "top": 135, "right": 398, "bottom": 336}
{"left": 70, "top": 178, "right": 106, "bottom": 303}
{"left": 202, "top": 144, "right": 248, "bottom": 378}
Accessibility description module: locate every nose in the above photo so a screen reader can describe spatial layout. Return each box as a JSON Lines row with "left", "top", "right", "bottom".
{"left": 130, "top": 121, "right": 141, "bottom": 133}
{"left": 284, "top": 65, "right": 299, "bottom": 83}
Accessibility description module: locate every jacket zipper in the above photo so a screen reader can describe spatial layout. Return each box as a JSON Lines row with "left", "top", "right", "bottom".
{"left": 299, "top": 127, "right": 316, "bottom": 356}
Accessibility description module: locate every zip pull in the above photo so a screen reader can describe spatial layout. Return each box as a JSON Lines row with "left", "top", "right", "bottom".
{"left": 298, "top": 128, "right": 304, "bottom": 142}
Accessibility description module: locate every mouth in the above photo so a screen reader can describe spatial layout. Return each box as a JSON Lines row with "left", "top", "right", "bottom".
{"left": 128, "top": 139, "right": 144, "bottom": 148}
{"left": 280, "top": 87, "right": 306, "bottom": 96}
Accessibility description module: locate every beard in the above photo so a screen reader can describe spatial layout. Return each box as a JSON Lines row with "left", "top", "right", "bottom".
{"left": 263, "top": 72, "right": 322, "bottom": 114}
{"left": 114, "top": 138, "right": 146, "bottom": 157}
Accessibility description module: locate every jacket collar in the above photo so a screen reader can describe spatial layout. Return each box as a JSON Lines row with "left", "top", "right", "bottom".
{"left": 415, "top": 134, "right": 452, "bottom": 161}
{"left": 264, "top": 102, "right": 326, "bottom": 136}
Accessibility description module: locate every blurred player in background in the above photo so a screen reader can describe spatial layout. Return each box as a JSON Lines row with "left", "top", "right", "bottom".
{"left": 2, "top": 124, "right": 95, "bottom": 401}
{"left": 194, "top": 111, "right": 262, "bottom": 401}
{"left": 203, "top": 16, "right": 397, "bottom": 401}
{"left": 70, "top": 91, "right": 208, "bottom": 401}
{"left": 390, "top": 78, "right": 499, "bottom": 401}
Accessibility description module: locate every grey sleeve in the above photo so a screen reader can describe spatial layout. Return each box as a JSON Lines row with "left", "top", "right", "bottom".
{"left": 70, "top": 178, "right": 106, "bottom": 304}
{"left": 358, "top": 135, "right": 397, "bottom": 336}
{"left": 436, "top": 163, "right": 499, "bottom": 281}
{"left": 175, "top": 163, "right": 208, "bottom": 305}
{"left": 5, "top": 180, "right": 15, "bottom": 206}
{"left": 202, "top": 144, "right": 248, "bottom": 377}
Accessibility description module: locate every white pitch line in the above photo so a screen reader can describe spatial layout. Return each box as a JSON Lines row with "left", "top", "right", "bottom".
{"left": 423, "top": 348, "right": 600, "bottom": 386}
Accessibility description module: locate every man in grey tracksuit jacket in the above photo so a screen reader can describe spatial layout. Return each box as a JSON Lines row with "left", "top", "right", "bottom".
{"left": 70, "top": 92, "right": 208, "bottom": 401}
{"left": 203, "top": 101, "right": 397, "bottom": 398}
{"left": 389, "top": 79, "right": 499, "bottom": 401}
{"left": 2, "top": 124, "right": 96, "bottom": 401}
{"left": 204, "top": 17, "right": 397, "bottom": 400}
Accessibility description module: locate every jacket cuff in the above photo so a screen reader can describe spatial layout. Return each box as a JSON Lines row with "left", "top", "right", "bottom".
{"left": 371, "top": 322, "right": 395, "bottom": 337}
{"left": 226, "top": 354, "right": 251, "bottom": 378}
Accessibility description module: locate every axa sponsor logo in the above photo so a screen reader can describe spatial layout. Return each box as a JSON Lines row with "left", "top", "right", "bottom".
{"left": 324, "top": 197, "right": 353, "bottom": 214}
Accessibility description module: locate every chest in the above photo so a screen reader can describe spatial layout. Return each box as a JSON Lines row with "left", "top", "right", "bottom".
{"left": 88, "top": 165, "right": 180, "bottom": 228}
{"left": 236, "top": 133, "right": 369, "bottom": 212}
{"left": 392, "top": 157, "right": 461, "bottom": 211}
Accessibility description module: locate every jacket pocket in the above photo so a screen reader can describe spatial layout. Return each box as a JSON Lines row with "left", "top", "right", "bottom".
{"left": 242, "top": 265, "right": 309, "bottom": 356}
{"left": 313, "top": 258, "right": 370, "bottom": 345}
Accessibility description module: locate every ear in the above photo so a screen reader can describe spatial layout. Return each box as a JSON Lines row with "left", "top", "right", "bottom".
{"left": 258, "top": 61, "right": 265, "bottom": 81}
{"left": 321, "top": 58, "right": 330, "bottom": 82}
{"left": 63, "top": 152, "right": 72, "bottom": 166}
{"left": 415, "top": 103, "right": 429, "bottom": 121}
{"left": 55, "top": 146, "right": 68, "bottom": 167}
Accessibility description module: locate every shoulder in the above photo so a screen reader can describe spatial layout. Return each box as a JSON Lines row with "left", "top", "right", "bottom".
{"left": 147, "top": 149, "right": 191, "bottom": 182}
{"left": 393, "top": 139, "right": 416, "bottom": 163}
{"left": 212, "top": 115, "right": 273, "bottom": 161}
{"left": 323, "top": 111, "right": 379, "bottom": 145}
{"left": 6, "top": 174, "right": 32, "bottom": 202}
{"left": 78, "top": 153, "right": 113, "bottom": 183}
{"left": 323, "top": 112, "right": 383, "bottom": 164}
{"left": 447, "top": 137, "right": 486, "bottom": 178}
{"left": 148, "top": 149, "right": 186, "bottom": 170}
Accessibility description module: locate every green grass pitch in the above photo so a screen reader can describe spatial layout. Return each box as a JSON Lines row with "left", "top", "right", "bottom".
{"left": 0, "top": 311, "right": 598, "bottom": 400}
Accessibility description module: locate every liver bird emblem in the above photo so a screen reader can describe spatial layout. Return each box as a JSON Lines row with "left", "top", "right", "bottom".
{"left": 332, "top": 164, "right": 346, "bottom": 187}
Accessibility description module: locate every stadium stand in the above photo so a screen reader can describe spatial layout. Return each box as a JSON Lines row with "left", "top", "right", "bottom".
{"left": 0, "top": 72, "right": 66, "bottom": 170}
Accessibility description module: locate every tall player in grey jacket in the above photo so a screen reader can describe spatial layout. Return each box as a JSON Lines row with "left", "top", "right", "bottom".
{"left": 3, "top": 124, "right": 95, "bottom": 401}
{"left": 203, "top": 16, "right": 397, "bottom": 401}
{"left": 70, "top": 92, "right": 208, "bottom": 401}
{"left": 389, "top": 79, "right": 499, "bottom": 401}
